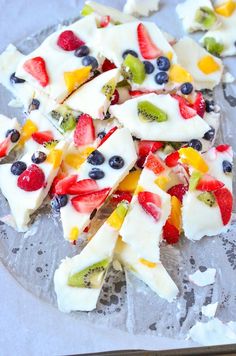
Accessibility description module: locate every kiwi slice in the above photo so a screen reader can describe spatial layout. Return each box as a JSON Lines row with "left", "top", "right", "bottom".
{"left": 121, "top": 54, "right": 146, "bottom": 85}
{"left": 138, "top": 101, "right": 168, "bottom": 123}
{"left": 50, "top": 105, "right": 76, "bottom": 132}
{"left": 81, "top": 4, "right": 94, "bottom": 16}
{"left": 43, "top": 139, "right": 59, "bottom": 150}
{"left": 197, "top": 192, "right": 216, "bottom": 207}
{"left": 195, "top": 7, "right": 217, "bottom": 29}
{"left": 203, "top": 37, "right": 224, "bottom": 57}
{"left": 102, "top": 78, "right": 116, "bottom": 100}
{"left": 67, "top": 259, "right": 109, "bottom": 288}
{"left": 189, "top": 171, "right": 202, "bottom": 191}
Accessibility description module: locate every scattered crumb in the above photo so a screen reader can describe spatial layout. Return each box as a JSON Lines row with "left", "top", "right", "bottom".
{"left": 189, "top": 268, "right": 216, "bottom": 287}
{"left": 201, "top": 302, "right": 218, "bottom": 318}
{"left": 123, "top": 0, "right": 160, "bottom": 17}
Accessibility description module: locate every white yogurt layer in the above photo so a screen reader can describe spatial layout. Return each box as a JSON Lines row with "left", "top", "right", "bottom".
{"left": 189, "top": 268, "right": 216, "bottom": 286}
{"left": 86, "top": 0, "right": 136, "bottom": 23}
{"left": 173, "top": 37, "right": 223, "bottom": 90}
{"left": 201, "top": 111, "right": 220, "bottom": 152}
{"left": 110, "top": 93, "right": 210, "bottom": 141}
{"left": 115, "top": 239, "right": 178, "bottom": 302}
{"left": 124, "top": 0, "right": 160, "bottom": 17}
{"left": 0, "top": 114, "right": 21, "bottom": 160}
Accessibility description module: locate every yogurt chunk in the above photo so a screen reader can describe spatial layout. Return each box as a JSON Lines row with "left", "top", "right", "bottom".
{"left": 124, "top": 0, "right": 160, "bottom": 17}
{"left": 0, "top": 114, "right": 21, "bottom": 161}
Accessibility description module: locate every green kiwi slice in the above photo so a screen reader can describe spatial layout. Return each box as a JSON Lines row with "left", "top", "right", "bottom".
{"left": 195, "top": 7, "right": 217, "bottom": 29}
{"left": 137, "top": 100, "right": 168, "bottom": 123}
{"left": 197, "top": 192, "right": 216, "bottom": 207}
{"left": 121, "top": 54, "right": 146, "bottom": 84}
{"left": 102, "top": 78, "right": 116, "bottom": 100}
{"left": 43, "top": 140, "right": 59, "bottom": 150}
{"left": 203, "top": 37, "right": 224, "bottom": 57}
{"left": 50, "top": 105, "right": 76, "bottom": 132}
{"left": 189, "top": 171, "right": 202, "bottom": 191}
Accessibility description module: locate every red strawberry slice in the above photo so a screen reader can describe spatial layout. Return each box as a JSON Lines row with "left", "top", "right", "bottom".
{"left": 136, "top": 155, "right": 146, "bottom": 169}
{"left": 138, "top": 191, "right": 161, "bottom": 221}
{"left": 111, "top": 89, "right": 119, "bottom": 105}
{"left": 112, "top": 190, "right": 132, "bottom": 204}
{"left": 100, "top": 15, "right": 111, "bottom": 28}
{"left": 145, "top": 152, "right": 166, "bottom": 174}
{"left": 172, "top": 94, "right": 197, "bottom": 119}
{"left": 17, "top": 164, "right": 45, "bottom": 191}
{"left": 23, "top": 57, "right": 49, "bottom": 87}
{"left": 216, "top": 144, "right": 230, "bottom": 153}
{"left": 55, "top": 175, "right": 78, "bottom": 195}
{"left": 71, "top": 188, "right": 111, "bottom": 213}
{"left": 67, "top": 179, "right": 99, "bottom": 195}
{"left": 167, "top": 184, "right": 188, "bottom": 203}
{"left": 101, "top": 58, "right": 117, "bottom": 72}
{"left": 163, "top": 221, "right": 180, "bottom": 244}
{"left": 50, "top": 172, "right": 66, "bottom": 196}
{"left": 98, "top": 126, "right": 118, "bottom": 147}
{"left": 129, "top": 90, "right": 146, "bottom": 97}
{"left": 138, "top": 140, "right": 163, "bottom": 157}
{"left": 193, "top": 92, "right": 206, "bottom": 118}
{"left": 57, "top": 30, "right": 85, "bottom": 51}
{"left": 137, "top": 23, "right": 162, "bottom": 59}
{"left": 165, "top": 151, "right": 180, "bottom": 167}
{"left": 32, "top": 131, "right": 54, "bottom": 144}
{"left": 214, "top": 187, "right": 233, "bottom": 225}
{"left": 0, "top": 137, "right": 10, "bottom": 158}
{"left": 196, "top": 174, "right": 224, "bottom": 192}
{"left": 74, "top": 114, "right": 95, "bottom": 147}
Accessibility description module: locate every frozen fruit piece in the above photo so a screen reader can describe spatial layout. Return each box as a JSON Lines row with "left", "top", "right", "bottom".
{"left": 180, "top": 82, "right": 193, "bottom": 95}
{"left": 222, "top": 160, "right": 232, "bottom": 174}
{"left": 46, "top": 149, "right": 63, "bottom": 168}
{"left": 145, "top": 152, "right": 166, "bottom": 174}
{"left": 87, "top": 150, "right": 105, "bottom": 166}
{"left": 57, "top": 30, "right": 85, "bottom": 51}
{"left": 109, "top": 155, "right": 125, "bottom": 169}
{"left": 107, "top": 201, "right": 129, "bottom": 229}
{"left": 100, "top": 15, "right": 111, "bottom": 28}
{"left": 44, "top": 140, "right": 59, "bottom": 150}
{"left": 195, "top": 7, "right": 217, "bottom": 29}
{"left": 23, "top": 57, "right": 49, "bottom": 87}
{"left": 193, "top": 92, "right": 206, "bottom": 118}
{"left": 11, "top": 161, "right": 27, "bottom": 176}
{"left": 215, "top": 1, "right": 236, "bottom": 17}
{"left": 163, "top": 221, "right": 180, "bottom": 244}
{"left": 111, "top": 89, "right": 119, "bottom": 105}
{"left": 71, "top": 188, "right": 110, "bottom": 213}
{"left": 81, "top": 4, "right": 94, "bottom": 16}
{"left": 69, "top": 227, "right": 80, "bottom": 242}
{"left": 216, "top": 144, "right": 230, "bottom": 152}
{"left": 6, "top": 129, "right": 21, "bottom": 143}
{"left": 112, "top": 190, "right": 133, "bottom": 204}
{"left": 167, "top": 184, "right": 188, "bottom": 203}
{"left": 138, "top": 140, "right": 163, "bottom": 157}
{"left": 143, "top": 61, "right": 155, "bottom": 74}
{"left": 65, "top": 147, "right": 94, "bottom": 170}
{"left": 19, "top": 119, "right": 38, "bottom": 146}
{"left": 189, "top": 139, "right": 202, "bottom": 151}
{"left": 155, "top": 175, "right": 170, "bottom": 190}
{"left": 196, "top": 174, "right": 224, "bottom": 192}
{"left": 102, "top": 58, "right": 116, "bottom": 72}
{"left": 189, "top": 171, "right": 202, "bottom": 191}
{"left": 102, "top": 78, "right": 116, "bottom": 100}
{"left": 198, "top": 55, "right": 220, "bottom": 75}
{"left": 179, "top": 147, "right": 209, "bottom": 173}
{"left": 118, "top": 170, "right": 141, "bottom": 192}
{"left": 98, "top": 126, "right": 118, "bottom": 146}
{"left": 165, "top": 151, "right": 180, "bottom": 168}
{"left": 138, "top": 101, "right": 168, "bottom": 122}
{"left": 66, "top": 179, "right": 99, "bottom": 196}
{"left": 74, "top": 45, "right": 90, "bottom": 57}
{"left": 157, "top": 56, "right": 170, "bottom": 71}
{"left": 17, "top": 164, "right": 45, "bottom": 192}
{"left": 64, "top": 66, "right": 91, "bottom": 93}
{"left": 50, "top": 173, "right": 66, "bottom": 196}
{"left": 138, "top": 191, "right": 161, "bottom": 222}
{"left": 51, "top": 194, "right": 68, "bottom": 212}
{"left": 214, "top": 187, "right": 233, "bottom": 225}
{"left": 122, "top": 54, "right": 146, "bottom": 84}
{"left": 172, "top": 94, "right": 196, "bottom": 119}
{"left": 0, "top": 138, "right": 10, "bottom": 158}
{"left": 89, "top": 168, "right": 105, "bottom": 180}
{"left": 139, "top": 259, "right": 157, "bottom": 268}
{"left": 74, "top": 114, "right": 95, "bottom": 147}
{"left": 31, "top": 131, "right": 54, "bottom": 145}
{"left": 55, "top": 175, "right": 78, "bottom": 195}
{"left": 169, "top": 64, "right": 193, "bottom": 84}
{"left": 203, "top": 37, "right": 224, "bottom": 57}
{"left": 197, "top": 191, "right": 216, "bottom": 207}
{"left": 82, "top": 56, "right": 98, "bottom": 70}
{"left": 137, "top": 23, "right": 162, "bottom": 59}
{"left": 169, "top": 196, "right": 182, "bottom": 231}
{"left": 31, "top": 151, "right": 47, "bottom": 164}
{"left": 155, "top": 72, "right": 169, "bottom": 85}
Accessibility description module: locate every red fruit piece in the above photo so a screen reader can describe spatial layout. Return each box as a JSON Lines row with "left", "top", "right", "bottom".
{"left": 98, "top": 126, "right": 118, "bottom": 146}
{"left": 100, "top": 15, "right": 111, "bottom": 28}
{"left": 32, "top": 131, "right": 54, "bottom": 144}
{"left": 50, "top": 172, "right": 66, "bottom": 196}
{"left": 167, "top": 184, "right": 188, "bottom": 203}
{"left": 55, "top": 175, "right": 78, "bottom": 195}
{"left": 172, "top": 94, "right": 197, "bottom": 119}
{"left": 111, "top": 89, "right": 119, "bottom": 105}
{"left": 214, "top": 187, "right": 233, "bottom": 226}
{"left": 137, "top": 23, "right": 162, "bottom": 60}
{"left": 138, "top": 140, "right": 163, "bottom": 157}
{"left": 57, "top": 30, "right": 85, "bottom": 51}
{"left": 138, "top": 191, "right": 161, "bottom": 221}
{"left": 74, "top": 114, "right": 95, "bottom": 147}
{"left": 102, "top": 58, "right": 117, "bottom": 72}
{"left": 0, "top": 137, "right": 10, "bottom": 158}
{"left": 71, "top": 188, "right": 110, "bottom": 213}
{"left": 216, "top": 144, "right": 230, "bottom": 153}
{"left": 193, "top": 92, "right": 206, "bottom": 118}
{"left": 165, "top": 151, "right": 180, "bottom": 167}
{"left": 136, "top": 155, "right": 146, "bottom": 169}
{"left": 67, "top": 179, "right": 99, "bottom": 195}
{"left": 163, "top": 221, "right": 180, "bottom": 244}
{"left": 196, "top": 174, "right": 224, "bottom": 192}
{"left": 145, "top": 152, "right": 166, "bottom": 174}
{"left": 23, "top": 57, "right": 49, "bottom": 87}
{"left": 112, "top": 190, "right": 132, "bottom": 204}
{"left": 17, "top": 164, "right": 45, "bottom": 192}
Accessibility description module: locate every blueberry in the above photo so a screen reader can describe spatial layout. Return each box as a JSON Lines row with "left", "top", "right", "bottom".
{"left": 97, "top": 131, "right": 106, "bottom": 140}
{"left": 180, "top": 82, "right": 193, "bottom": 95}
{"left": 5, "top": 129, "right": 20, "bottom": 143}
{"left": 51, "top": 195, "right": 68, "bottom": 212}
{"left": 188, "top": 139, "right": 202, "bottom": 151}
{"left": 82, "top": 56, "right": 98, "bottom": 70}
{"left": 11, "top": 161, "right": 27, "bottom": 175}
{"left": 156, "top": 56, "right": 170, "bottom": 71}
{"left": 74, "top": 45, "right": 90, "bottom": 57}
{"left": 122, "top": 50, "right": 138, "bottom": 59}
{"left": 31, "top": 151, "right": 47, "bottom": 164}
{"left": 88, "top": 168, "right": 105, "bottom": 180}
{"left": 155, "top": 72, "right": 169, "bottom": 85}
{"left": 10, "top": 72, "right": 25, "bottom": 84}
{"left": 143, "top": 61, "right": 155, "bottom": 74}
{"left": 104, "top": 111, "right": 111, "bottom": 120}
{"left": 29, "top": 98, "right": 40, "bottom": 111}
{"left": 109, "top": 155, "right": 124, "bottom": 169}
{"left": 205, "top": 99, "right": 215, "bottom": 113}
{"left": 203, "top": 127, "right": 215, "bottom": 141}
{"left": 222, "top": 160, "right": 232, "bottom": 174}
{"left": 87, "top": 150, "right": 105, "bottom": 165}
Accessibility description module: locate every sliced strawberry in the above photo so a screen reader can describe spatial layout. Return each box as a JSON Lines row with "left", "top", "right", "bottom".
{"left": 0, "top": 137, "right": 10, "bottom": 158}
{"left": 55, "top": 175, "right": 78, "bottom": 195}
{"left": 172, "top": 94, "right": 197, "bottom": 119}
{"left": 163, "top": 221, "right": 180, "bottom": 244}
{"left": 165, "top": 151, "right": 180, "bottom": 168}
{"left": 216, "top": 144, "right": 230, "bottom": 153}
{"left": 67, "top": 179, "right": 99, "bottom": 195}
{"left": 136, "top": 155, "right": 146, "bottom": 169}
{"left": 137, "top": 23, "right": 162, "bottom": 59}
{"left": 57, "top": 30, "right": 85, "bottom": 51}
{"left": 138, "top": 140, "right": 163, "bottom": 157}
{"left": 23, "top": 57, "right": 49, "bottom": 87}
{"left": 98, "top": 126, "right": 118, "bottom": 147}
{"left": 145, "top": 152, "right": 166, "bottom": 174}
{"left": 196, "top": 174, "right": 224, "bottom": 192}
{"left": 111, "top": 89, "right": 119, "bottom": 105}
{"left": 101, "top": 58, "right": 117, "bottom": 72}
{"left": 74, "top": 114, "right": 95, "bottom": 147}
{"left": 17, "top": 164, "right": 45, "bottom": 192}
{"left": 138, "top": 191, "right": 161, "bottom": 221}
{"left": 129, "top": 90, "right": 146, "bottom": 97}
{"left": 112, "top": 190, "right": 132, "bottom": 204}
{"left": 71, "top": 188, "right": 110, "bottom": 213}
{"left": 32, "top": 130, "right": 54, "bottom": 144}
{"left": 50, "top": 172, "right": 66, "bottom": 196}
{"left": 193, "top": 92, "right": 206, "bottom": 118}
{"left": 214, "top": 187, "right": 233, "bottom": 226}
{"left": 100, "top": 15, "right": 111, "bottom": 28}
{"left": 167, "top": 184, "right": 188, "bottom": 203}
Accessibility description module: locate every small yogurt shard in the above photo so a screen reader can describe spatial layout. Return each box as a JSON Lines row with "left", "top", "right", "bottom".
{"left": 124, "top": 0, "right": 160, "bottom": 17}
{"left": 60, "top": 128, "right": 137, "bottom": 242}
{"left": 0, "top": 140, "right": 67, "bottom": 231}
{"left": 65, "top": 68, "right": 120, "bottom": 119}
{"left": 115, "top": 238, "right": 178, "bottom": 302}
{"left": 189, "top": 268, "right": 216, "bottom": 286}
{"left": 110, "top": 93, "right": 211, "bottom": 141}
{"left": 173, "top": 37, "right": 223, "bottom": 90}
{"left": 201, "top": 302, "right": 218, "bottom": 317}
{"left": 54, "top": 201, "right": 129, "bottom": 313}
{"left": 0, "top": 115, "right": 21, "bottom": 161}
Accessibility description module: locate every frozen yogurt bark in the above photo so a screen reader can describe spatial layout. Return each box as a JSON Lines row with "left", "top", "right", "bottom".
{"left": 124, "top": 0, "right": 160, "bottom": 17}
{"left": 0, "top": 114, "right": 21, "bottom": 161}
{"left": 84, "top": 1, "right": 136, "bottom": 23}
{"left": 54, "top": 201, "right": 128, "bottom": 312}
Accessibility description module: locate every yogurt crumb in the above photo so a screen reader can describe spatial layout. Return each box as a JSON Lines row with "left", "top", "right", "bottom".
{"left": 124, "top": 0, "right": 160, "bottom": 17}
{"left": 201, "top": 302, "right": 218, "bottom": 318}
{"left": 189, "top": 268, "right": 216, "bottom": 287}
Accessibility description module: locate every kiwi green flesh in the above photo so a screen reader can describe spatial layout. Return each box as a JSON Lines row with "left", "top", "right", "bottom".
{"left": 102, "top": 78, "right": 116, "bottom": 100}
{"left": 189, "top": 171, "right": 202, "bottom": 191}
{"left": 138, "top": 100, "right": 168, "bottom": 123}
{"left": 122, "top": 54, "right": 146, "bottom": 85}
{"left": 116, "top": 201, "right": 129, "bottom": 220}
{"left": 203, "top": 37, "right": 224, "bottom": 57}
{"left": 197, "top": 192, "right": 216, "bottom": 207}
{"left": 43, "top": 140, "right": 59, "bottom": 149}
{"left": 195, "top": 7, "right": 217, "bottom": 29}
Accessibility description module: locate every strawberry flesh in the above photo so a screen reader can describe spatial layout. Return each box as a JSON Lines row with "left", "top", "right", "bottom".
{"left": 138, "top": 191, "right": 162, "bottom": 221}
{"left": 111, "top": 89, "right": 119, "bottom": 105}
{"left": 163, "top": 221, "right": 180, "bottom": 244}
{"left": 167, "top": 184, "right": 188, "bottom": 203}
{"left": 196, "top": 174, "right": 224, "bottom": 192}
{"left": 172, "top": 94, "right": 197, "bottom": 119}
{"left": 55, "top": 175, "right": 78, "bottom": 195}
{"left": 193, "top": 92, "right": 206, "bottom": 118}
{"left": 165, "top": 151, "right": 180, "bottom": 167}
{"left": 112, "top": 190, "right": 133, "bottom": 204}
{"left": 32, "top": 131, "right": 54, "bottom": 144}
{"left": 74, "top": 114, "right": 95, "bottom": 147}
{"left": 100, "top": 15, "right": 111, "bottom": 28}
{"left": 23, "top": 57, "right": 49, "bottom": 87}
{"left": 102, "top": 58, "right": 117, "bottom": 72}
{"left": 98, "top": 126, "right": 118, "bottom": 146}
{"left": 71, "top": 188, "right": 110, "bottom": 213}
{"left": 17, "top": 164, "right": 45, "bottom": 191}
{"left": 214, "top": 187, "right": 233, "bottom": 225}
{"left": 57, "top": 30, "right": 85, "bottom": 51}
{"left": 216, "top": 144, "right": 230, "bottom": 153}
{"left": 138, "top": 140, "right": 163, "bottom": 157}
{"left": 0, "top": 137, "right": 10, "bottom": 158}
{"left": 145, "top": 152, "right": 166, "bottom": 174}
{"left": 67, "top": 179, "right": 99, "bottom": 195}
{"left": 137, "top": 23, "right": 162, "bottom": 59}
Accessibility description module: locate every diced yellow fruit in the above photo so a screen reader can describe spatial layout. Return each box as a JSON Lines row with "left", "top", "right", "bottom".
{"left": 134, "top": 185, "right": 144, "bottom": 195}
{"left": 198, "top": 55, "right": 220, "bottom": 74}
{"left": 64, "top": 66, "right": 91, "bottom": 94}
{"left": 169, "top": 196, "right": 182, "bottom": 231}
{"left": 215, "top": 1, "right": 236, "bottom": 17}
{"left": 18, "top": 119, "right": 38, "bottom": 146}
{"left": 139, "top": 258, "right": 157, "bottom": 268}
{"left": 118, "top": 170, "right": 141, "bottom": 192}
{"left": 165, "top": 51, "right": 173, "bottom": 61}
{"left": 69, "top": 227, "right": 79, "bottom": 242}
{"left": 64, "top": 147, "right": 94, "bottom": 169}
{"left": 107, "top": 202, "right": 129, "bottom": 230}
{"left": 179, "top": 147, "right": 209, "bottom": 173}
{"left": 46, "top": 149, "right": 63, "bottom": 168}
{"left": 154, "top": 175, "right": 170, "bottom": 190}
{"left": 169, "top": 64, "right": 193, "bottom": 83}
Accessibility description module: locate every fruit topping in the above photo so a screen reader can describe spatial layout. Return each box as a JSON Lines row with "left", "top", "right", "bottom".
{"left": 18, "top": 119, "right": 38, "bottom": 146}
{"left": 203, "top": 37, "right": 224, "bottom": 57}
{"left": 193, "top": 92, "right": 206, "bottom": 118}
{"left": 71, "top": 188, "right": 110, "bottom": 213}
{"left": 6, "top": 129, "right": 20, "bottom": 143}
{"left": 197, "top": 191, "right": 216, "bottom": 207}
{"left": 89, "top": 168, "right": 105, "bottom": 180}
{"left": 215, "top": 1, "right": 236, "bottom": 17}
{"left": 138, "top": 140, "right": 163, "bottom": 157}
{"left": 143, "top": 61, "right": 155, "bottom": 74}
{"left": 55, "top": 175, "right": 78, "bottom": 195}
{"left": 23, "top": 57, "right": 49, "bottom": 87}
{"left": 172, "top": 94, "right": 197, "bottom": 119}
{"left": 51, "top": 105, "right": 76, "bottom": 132}
{"left": 111, "top": 89, "right": 119, "bottom": 105}
{"left": 17, "top": 164, "right": 45, "bottom": 191}
{"left": 157, "top": 56, "right": 170, "bottom": 71}
{"left": 100, "top": 15, "right": 111, "bottom": 28}
{"left": 81, "top": 4, "right": 94, "bottom": 16}
{"left": 31, "top": 151, "right": 47, "bottom": 164}
{"left": 169, "top": 196, "right": 182, "bottom": 231}
{"left": 118, "top": 170, "right": 141, "bottom": 192}
{"left": 216, "top": 144, "right": 230, "bottom": 152}
{"left": 122, "top": 49, "right": 139, "bottom": 59}
{"left": 46, "top": 148, "right": 63, "bottom": 168}
{"left": 109, "top": 155, "right": 125, "bottom": 169}
{"left": 137, "top": 23, "right": 162, "bottom": 59}
{"left": 198, "top": 55, "right": 220, "bottom": 74}
{"left": 189, "top": 171, "right": 202, "bottom": 191}
{"left": 205, "top": 100, "right": 215, "bottom": 113}
{"left": 87, "top": 150, "right": 105, "bottom": 166}
{"left": 32, "top": 130, "right": 54, "bottom": 145}
{"left": 139, "top": 259, "right": 157, "bottom": 268}
{"left": 74, "top": 45, "right": 90, "bottom": 57}
{"left": 11, "top": 161, "right": 27, "bottom": 176}
{"left": 167, "top": 184, "right": 188, "bottom": 203}
{"left": 180, "top": 82, "right": 193, "bottom": 95}
{"left": 28, "top": 98, "right": 40, "bottom": 111}
{"left": 57, "top": 30, "right": 85, "bottom": 51}
{"left": 189, "top": 139, "right": 202, "bottom": 151}
{"left": 138, "top": 191, "right": 162, "bottom": 222}
{"left": 82, "top": 56, "right": 98, "bottom": 70}
{"left": 196, "top": 174, "right": 224, "bottom": 192}
{"left": 102, "top": 58, "right": 117, "bottom": 72}
{"left": 66, "top": 179, "right": 99, "bottom": 196}
{"left": 43, "top": 140, "right": 59, "bottom": 150}
{"left": 97, "top": 131, "right": 106, "bottom": 140}
{"left": 107, "top": 201, "right": 129, "bottom": 229}
{"left": 155, "top": 72, "right": 169, "bottom": 85}
{"left": 145, "top": 152, "right": 166, "bottom": 174}
{"left": 195, "top": 7, "right": 217, "bottom": 29}
{"left": 203, "top": 127, "right": 215, "bottom": 141}
{"left": 51, "top": 194, "right": 68, "bottom": 212}
{"left": 137, "top": 100, "right": 168, "bottom": 122}
{"left": 165, "top": 151, "right": 180, "bottom": 168}
{"left": 179, "top": 147, "right": 209, "bottom": 173}
{"left": 213, "top": 187, "right": 233, "bottom": 225}
{"left": 163, "top": 221, "right": 180, "bottom": 244}
{"left": 64, "top": 66, "right": 91, "bottom": 93}
{"left": 169, "top": 64, "right": 193, "bottom": 83}
{"left": 74, "top": 114, "right": 95, "bottom": 147}
{"left": 122, "top": 54, "right": 146, "bottom": 84}
{"left": 10, "top": 72, "right": 25, "bottom": 84}
{"left": 154, "top": 175, "right": 170, "bottom": 190}
{"left": 102, "top": 78, "right": 116, "bottom": 100}
{"left": 98, "top": 126, "right": 118, "bottom": 146}
{"left": 112, "top": 190, "right": 133, "bottom": 204}
{"left": 0, "top": 138, "right": 10, "bottom": 158}
{"left": 222, "top": 160, "right": 232, "bottom": 174}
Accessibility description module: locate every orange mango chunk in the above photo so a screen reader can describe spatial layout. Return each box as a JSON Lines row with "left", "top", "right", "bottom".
{"left": 168, "top": 196, "right": 182, "bottom": 231}
{"left": 215, "top": 1, "right": 236, "bottom": 17}
{"left": 139, "top": 258, "right": 157, "bottom": 268}
{"left": 118, "top": 170, "right": 141, "bottom": 192}
{"left": 179, "top": 147, "right": 209, "bottom": 173}
{"left": 46, "top": 149, "right": 63, "bottom": 168}
{"left": 155, "top": 175, "right": 170, "bottom": 190}
{"left": 198, "top": 55, "right": 220, "bottom": 74}
{"left": 64, "top": 66, "right": 91, "bottom": 94}
{"left": 169, "top": 64, "right": 193, "bottom": 83}
{"left": 18, "top": 119, "right": 38, "bottom": 146}
{"left": 69, "top": 227, "right": 79, "bottom": 242}
{"left": 64, "top": 147, "right": 94, "bottom": 169}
